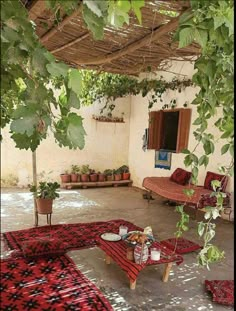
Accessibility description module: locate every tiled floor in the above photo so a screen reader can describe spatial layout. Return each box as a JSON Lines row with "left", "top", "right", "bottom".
{"left": 1, "top": 187, "right": 234, "bottom": 310}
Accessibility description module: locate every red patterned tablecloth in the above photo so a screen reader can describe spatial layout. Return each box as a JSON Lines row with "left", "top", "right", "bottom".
{"left": 96, "top": 237, "right": 183, "bottom": 282}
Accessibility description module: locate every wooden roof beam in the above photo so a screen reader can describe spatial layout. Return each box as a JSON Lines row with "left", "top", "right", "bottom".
{"left": 75, "top": 13, "right": 187, "bottom": 66}
{"left": 50, "top": 32, "right": 90, "bottom": 54}
{"left": 40, "top": 6, "right": 82, "bottom": 43}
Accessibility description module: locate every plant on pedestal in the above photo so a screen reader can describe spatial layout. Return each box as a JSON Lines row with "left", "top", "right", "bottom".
{"left": 29, "top": 182, "right": 60, "bottom": 214}
{"left": 89, "top": 168, "right": 98, "bottom": 182}
{"left": 81, "top": 165, "right": 90, "bottom": 182}
{"left": 60, "top": 170, "right": 71, "bottom": 183}
{"left": 119, "top": 165, "right": 130, "bottom": 180}
{"left": 114, "top": 168, "right": 122, "bottom": 181}
{"left": 71, "top": 165, "right": 81, "bottom": 182}
{"left": 104, "top": 169, "right": 114, "bottom": 181}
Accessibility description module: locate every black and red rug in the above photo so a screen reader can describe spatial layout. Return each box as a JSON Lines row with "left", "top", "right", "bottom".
{"left": 1, "top": 254, "right": 113, "bottom": 311}
{"left": 2, "top": 219, "right": 142, "bottom": 253}
{"left": 205, "top": 280, "right": 234, "bottom": 306}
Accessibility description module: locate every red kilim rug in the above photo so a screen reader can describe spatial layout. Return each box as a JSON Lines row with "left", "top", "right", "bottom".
{"left": 205, "top": 280, "right": 234, "bottom": 306}
{"left": 2, "top": 219, "right": 142, "bottom": 253}
{"left": 1, "top": 254, "right": 113, "bottom": 311}
{"left": 160, "top": 237, "right": 202, "bottom": 254}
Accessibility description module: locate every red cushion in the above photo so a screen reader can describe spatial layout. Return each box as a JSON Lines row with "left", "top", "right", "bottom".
{"left": 205, "top": 280, "right": 234, "bottom": 306}
{"left": 160, "top": 237, "right": 202, "bottom": 254}
{"left": 204, "top": 171, "right": 228, "bottom": 191}
{"left": 22, "top": 238, "right": 66, "bottom": 258}
{"left": 170, "top": 168, "right": 192, "bottom": 185}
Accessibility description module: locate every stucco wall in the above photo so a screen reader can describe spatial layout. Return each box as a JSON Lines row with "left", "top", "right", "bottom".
{"left": 1, "top": 97, "right": 131, "bottom": 186}
{"left": 128, "top": 61, "right": 234, "bottom": 195}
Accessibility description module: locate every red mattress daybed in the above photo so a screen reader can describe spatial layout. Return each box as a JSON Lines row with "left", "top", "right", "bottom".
{"left": 142, "top": 172, "right": 230, "bottom": 209}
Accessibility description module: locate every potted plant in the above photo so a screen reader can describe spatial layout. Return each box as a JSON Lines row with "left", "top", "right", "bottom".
{"left": 29, "top": 182, "right": 60, "bottom": 214}
{"left": 114, "top": 168, "right": 122, "bottom": 181}
{"left": 97, "top": 171, "right": 105, "bottom": 182}
{"left": 104, "top": 169, "right": 114, "bottom": 181}
{"left": 119, "top": 165, "right": 130, "bottom": 180}
{"left": 89, "top": 168, "right": 98, "bottom": 182}
{"left": 81, "top": 165, "right": 90, "bottom": 182}
{"left": 71, "top": 165, "right": 80, "bottom": 182}
{"left": 60, "top": 170, "right": 71, "bottom": 183}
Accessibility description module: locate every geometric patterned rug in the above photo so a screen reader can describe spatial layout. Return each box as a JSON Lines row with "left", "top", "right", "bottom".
{"left": 160, "top": 237, "right": 202, "bottom": 254}
{"left": 1, "top": 254, "right": 113, "bottom": 310}
{"left": 205, "top": 280, "right": 234, "bottom": 306}
{"left": 2, "top": 219, "right": 143, "bottom": 253}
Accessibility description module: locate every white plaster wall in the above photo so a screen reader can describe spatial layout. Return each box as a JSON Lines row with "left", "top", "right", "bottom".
{"left": 128, "top": 61, "right": 234, "bottom": 194}
{"left": 1, "top": 97, "right": 131, "bottom": 186}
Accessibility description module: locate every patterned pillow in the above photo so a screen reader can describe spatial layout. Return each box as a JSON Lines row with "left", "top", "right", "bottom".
{"left": 160, "top": 237, "right": 202, "bottom": 254}
{"left": 204, "top": 171, "right": 228, "bottom": 191}
{"left": 22, "top": 238, "right": 66, "bottom": 258}
{"left": 170, "top": 168, "right": 192, "bottom": 185}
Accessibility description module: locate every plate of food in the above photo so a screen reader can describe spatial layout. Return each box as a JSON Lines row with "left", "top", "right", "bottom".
{"left": 101, "top": 233, "right": 121, "bottom": 242}
{"left": 122, "top": 231, "right": 155, "bottom": 247}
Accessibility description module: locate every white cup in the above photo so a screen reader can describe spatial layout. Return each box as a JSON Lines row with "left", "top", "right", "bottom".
{"left": 119, "top": 225, "right": 128, "bottom": 236}
{"left": 150, "top": 248, "right": 161, "bottom": 261}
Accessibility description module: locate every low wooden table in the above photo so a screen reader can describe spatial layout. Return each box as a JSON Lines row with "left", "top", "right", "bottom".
{"left": 96, "top": 237, "right": 183, "bottom": 290}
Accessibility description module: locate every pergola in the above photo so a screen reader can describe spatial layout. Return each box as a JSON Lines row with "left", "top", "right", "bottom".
{"left": 23, "top": 0, "right": 200, "bottom": 75}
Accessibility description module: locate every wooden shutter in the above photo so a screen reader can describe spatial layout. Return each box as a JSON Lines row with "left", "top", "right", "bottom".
{"left": 176, "top": 108, "right": 191, "bottom": 153}
{"left": 147, "top": 111, "right": 163, "bottom": 150}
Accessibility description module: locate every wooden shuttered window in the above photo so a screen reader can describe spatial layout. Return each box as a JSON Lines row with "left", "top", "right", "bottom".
{"left": 147, "top": 110, "right": 163, "bottom": 150}
{"left": 147, "top": 108, "right": 191, "bottom": 153}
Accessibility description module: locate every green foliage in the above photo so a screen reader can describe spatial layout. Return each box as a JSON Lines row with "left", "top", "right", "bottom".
{"left": 81, "top": 165, "right": 90, "bottom": 174}
{"left": 175, "top": 0, "right": 234, "bottom": 268}
{"left": 29, "top": 181, "right": 60, "bottom": 199}
{"left": 71, "top": 165, "right": 80, "bottom": 174}
{"left": 79, "top": 70, "right": 192, "bottom": 113}
{"left": 1, "top": 0, "right": 86, "bottom": 151}
{"left": 175, "top": 0, "right": 234, "bottom": 180}
{"left": 175, "top": 205, "right": 190, "bottom": 238}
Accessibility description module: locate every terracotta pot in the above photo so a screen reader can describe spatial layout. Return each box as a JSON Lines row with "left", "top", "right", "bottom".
{"left": 90, "top": 174, "right": 98, "bottom": 182}
{"left": 106, "top": 175, "right": 113, "bottom": 181}
{"left": 81, "top": 174, "right": 89, "bottom": 182}
{"left": 122, "top": 172, "right": 130, "bottom": 180}
{"left": 70, "top": 173, "right": 78, "bottom": 182}
{"left": 98, "top": 174, "right": 105, "bottom": 182}
{"left": 60, "top": 174, "right": 71, "bottom": 183}
{"left": 114, "top": 174, "right": 122, "bottom": 181}
{"left": 36, "top": 198, "right": 53, "bottom": 214}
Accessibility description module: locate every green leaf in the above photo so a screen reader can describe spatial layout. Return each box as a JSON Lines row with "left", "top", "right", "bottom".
{"left": 83, "top": 0, "right": 108, "bottom": 18}
{"left": 178, "top": 27, "right": 195, "bottom": 48}
{"left": 107, "top": 0, "right": 130, "bottom": 28}
{"left": 32, "top": 48, "right": 48, "bottom": 76}
{"left": 68, "top": 69, "right": 82, "bottom": 96}
{"left": 67, "top": 113, "right": 86, "bottom": 149}
{"left": 83, "top": 4, "right": 105, "bottom": 39}
{"left": 184, "top": 154, "right": 192, "bottom": 167}
{"left": 46, "top": 62, "right": 69, "bottom": 77}
{"left": 181, "top": 148, "right": 190, "bottom": 154}
{"left": 175, "top": 205, "right": 184, "bottom": 213}
{"left": 11, "top": 132, "right": 41, "bottom": 151}
{"left": 221, "top": 144, "right": 230, "bottom": 155}
{"left": 131, "top": 0, "right": 144, "bottom": 24}
{"left": 198, "top": 222, "right": 205, "bottom": 237}
{"left": 10, "top": 106, "right": 39, "bottom": 136}
{"left": 68, "top": 90, "right": 80, "bottom": 109}
{"left": 199, "top": 155, "right": 209, "bottom": 167}
{"left": 183, "top": 188, "right": 195, "bottom": 198}
{"left": 194, "top": 28, "right": 208, "bottom": 48}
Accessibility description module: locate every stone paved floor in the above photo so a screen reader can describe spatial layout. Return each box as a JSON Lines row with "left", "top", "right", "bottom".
{"left": 1, "top": 187, "right": 234, "bottom": 311}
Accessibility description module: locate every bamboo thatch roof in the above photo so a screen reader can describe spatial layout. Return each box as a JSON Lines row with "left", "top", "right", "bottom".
{"left": 25, "top": 0, "right": 199, "bottom": 75}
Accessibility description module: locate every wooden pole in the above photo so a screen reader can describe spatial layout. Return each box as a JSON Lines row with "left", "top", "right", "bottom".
{"left": 32, "top": 151, "right": 38, "bottom": 226}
